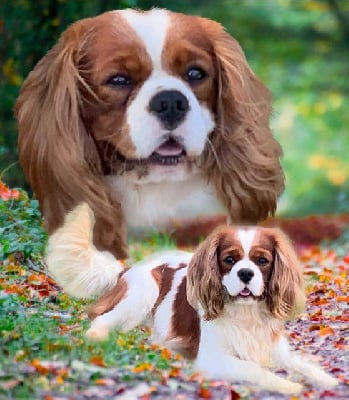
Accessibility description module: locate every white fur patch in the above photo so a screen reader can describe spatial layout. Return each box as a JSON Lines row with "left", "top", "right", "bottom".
{"left": 107, "top": 173, "right": 224, "bottom": 233}
{"left": 121, "top": 9, "right": 170, "bottom": 70}
{"left": 238, "top": 228, "right": 256, "bottom": 254}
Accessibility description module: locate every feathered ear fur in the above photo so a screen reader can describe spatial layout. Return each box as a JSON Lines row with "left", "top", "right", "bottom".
{"left": 187, "top": 230, "right": 225, "bottom": 321}
{"left": 200, "top": 21, "right": 284, "bottom": 223}
{"left": 15, "top": 20, "right": 127, "bottom": 259}
{"left": 266, "top": 228, "right": 305, "bottom": 319}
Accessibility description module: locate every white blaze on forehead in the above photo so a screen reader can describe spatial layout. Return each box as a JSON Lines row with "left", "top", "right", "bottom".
{"left": 121, "top": 9, "right": 170, "bottom": 70}
{"left": 237, "top": 228, "right": 257, "bottom": 256}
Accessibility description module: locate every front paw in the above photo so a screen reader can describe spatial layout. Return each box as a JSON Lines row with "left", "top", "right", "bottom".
{"left": 276, "top": 381, "right": 303, "bottom": 395}
{"left": 86, "top": 324, "right": 110, "bottom": 341}
{"left": 318, "top": 373, "right": 339, "bottom": 388}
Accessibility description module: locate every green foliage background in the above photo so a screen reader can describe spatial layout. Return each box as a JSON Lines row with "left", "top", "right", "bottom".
{"left": 1, "top": 0, "right": 348, "bottom": 216}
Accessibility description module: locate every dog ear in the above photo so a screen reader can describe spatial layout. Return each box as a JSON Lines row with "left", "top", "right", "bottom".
{"left": 187, "top": 230, "right": 225, "bottom": 321}
{"left": 199, "top": 20, "right": 284, "bottom": 223}
{"left": 266, "top": 228, "right": 305, "bottom": 319}
{"left": 15, "top": 19, "right": 128, "bottom": 258}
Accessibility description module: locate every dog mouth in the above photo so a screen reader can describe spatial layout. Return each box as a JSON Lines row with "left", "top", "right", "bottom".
{"left": 227, "top": 287, "right": 264, "bottom": 302}
{"left": 238, "top": 288, "right": 252, "bottom": 297}
{"left": 149, "top": 138, "right": 186, "bottom": 165}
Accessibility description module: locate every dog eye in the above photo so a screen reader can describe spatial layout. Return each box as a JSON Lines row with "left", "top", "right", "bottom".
{"left": 224, "top": 256, "right": 236, "bottom": 265}
{"left": 186, "top": 66, "right": 206, "bottom": 82}
{"left": 105, "top": 74, "right": 132, "bottom": 87}
{"left": 257, "top": 257, "right": 269, "bottom": 266}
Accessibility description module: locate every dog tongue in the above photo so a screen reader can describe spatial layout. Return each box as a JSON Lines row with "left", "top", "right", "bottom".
{"left": 154, "top": 140, "right": 184, "bottom": 156}
{"left": 240, "top": 288, "right": 251, "bottom": 297}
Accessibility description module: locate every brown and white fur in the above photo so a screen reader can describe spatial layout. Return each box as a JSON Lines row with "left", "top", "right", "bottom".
{"left": 16, "top": 9, "right": 284, "bottom": 259}
{"left": 46, "top": 204, "right": 338, "bottom": 394}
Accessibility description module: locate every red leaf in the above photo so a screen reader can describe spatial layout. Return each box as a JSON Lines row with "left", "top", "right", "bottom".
{"left": 198, "top": 386, "right": 212, "bottom": 398}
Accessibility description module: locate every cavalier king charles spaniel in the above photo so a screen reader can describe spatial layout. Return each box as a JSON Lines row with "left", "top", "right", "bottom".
{"left": 16, "top": 9, "right": 284, "bottom": 259}
{"left": 46, "top": 204, "right": 338, "bottom": 394}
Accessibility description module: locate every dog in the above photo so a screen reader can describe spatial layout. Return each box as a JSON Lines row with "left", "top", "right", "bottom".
{"left": 46, "top": 204, "right": 338, "bottom": 394}
{"left": 16, "top": 9, "right": 284, "bottom": 259}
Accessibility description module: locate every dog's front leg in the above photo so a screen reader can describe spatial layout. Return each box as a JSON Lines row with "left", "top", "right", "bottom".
{"left": 272, "top": 336, "right": 338, "bottom": 388}
{"left": 195, "top": 349, "right": 302, "bottom": 394}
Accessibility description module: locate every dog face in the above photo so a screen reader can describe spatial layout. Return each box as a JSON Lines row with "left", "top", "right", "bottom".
{"left": 68, "top": 9, "right": 220, "bottom": 181}
{"left": 187, "top": 226, "right": 305, "bottom": 321}
{"left": 217, "top": 229, "right": 274, "bottom": 303}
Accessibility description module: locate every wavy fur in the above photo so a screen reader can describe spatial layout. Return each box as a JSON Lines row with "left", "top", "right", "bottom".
{"left": 15, "top": 19, "right": 128, "bottom": 259}
{"left": 200, "top": 19, "right": 284, "bottom": 222}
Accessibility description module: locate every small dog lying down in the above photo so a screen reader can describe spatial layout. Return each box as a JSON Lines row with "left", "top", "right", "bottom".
{"left": 46, "top": 204, "right": 338, "bottom": 394}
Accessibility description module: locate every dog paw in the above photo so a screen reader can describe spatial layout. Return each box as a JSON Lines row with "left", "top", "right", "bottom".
{"left": 277, "top": 381, "right": 303, "bottom": 395}
{"left": 86, "top": 325, "right": 109, "bottom": 341}
{"left": 318, "top": 374, "right": 339, "bottom": 388}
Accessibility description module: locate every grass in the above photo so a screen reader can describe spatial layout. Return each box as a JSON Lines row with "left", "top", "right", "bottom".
{"left": 0, "top": 186, "right": 348, "bottom": 399}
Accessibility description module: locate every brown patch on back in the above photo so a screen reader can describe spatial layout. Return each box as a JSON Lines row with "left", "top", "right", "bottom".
{"left": 151, "top": 263, "right": 187, "bottom": 315}
{"left": 169, "top": 276, "right": 200, "bottom": 359}
{"left": 88, "top": 271, "right": 127, "bottom": 320}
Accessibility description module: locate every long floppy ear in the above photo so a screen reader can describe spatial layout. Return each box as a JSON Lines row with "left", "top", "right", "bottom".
{"left": 266, "top": 228, "right": 305, "bottom": 320}
{"left": 15, "top": 20, "right": 128, "bottom": 259}
{"left": 187, "top": 230, "right": 225, "bottom": 321}
{"left": 200, "top": 21, "right": 284, "bottom": 223}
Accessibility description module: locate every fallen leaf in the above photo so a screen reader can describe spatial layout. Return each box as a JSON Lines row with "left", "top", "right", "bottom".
{"left": 318, "top": 326, "right": 335, "bottom": 336}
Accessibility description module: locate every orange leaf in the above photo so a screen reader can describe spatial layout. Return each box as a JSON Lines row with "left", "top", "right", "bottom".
{"left": 318, "top": 326, "right": 335, "bottom": 336}
{"left": 336, "top": 296, "right": 349, "bottom": 303}
{"left": 169, "top": 367, "right": 181, "bottom": 378}
{"left": 90, "top": 355, "right": 106, "bottom": 367}
{"left": 95, "top": 378, "right": 115, "bottom": 386}
{"left": 198, "top": 387, "right": 212, "bottom": 398}
{"left": 30, "top": 359, "right": 49, "bottom": 374}
{"left": 309, "top": 324, "right": 321, "bottom": 332}
{"left": 312, "top": 298, "right": 329, "bottom": 306}
{"left": 161, "top": 348, "right": 171, "bottom": 359}
{"left": 133, "top": 362, "right": 152, "bottom": 373}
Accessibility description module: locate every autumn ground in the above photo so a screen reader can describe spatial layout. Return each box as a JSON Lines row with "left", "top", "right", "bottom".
{"left": 0, "top": 183, "right": 348, "bottom": 400}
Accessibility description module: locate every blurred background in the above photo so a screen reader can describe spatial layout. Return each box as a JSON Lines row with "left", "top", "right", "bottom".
{"left": 1, "top": 0, "right": 348, "bottom": 217}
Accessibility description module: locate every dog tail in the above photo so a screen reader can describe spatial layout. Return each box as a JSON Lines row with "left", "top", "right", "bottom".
{"left": 46, "top": 203, "right": 123, "bottom": 298}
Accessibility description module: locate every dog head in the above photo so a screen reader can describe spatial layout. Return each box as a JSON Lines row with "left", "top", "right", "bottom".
{"left": 187, "top": 226, "right": 305, "bottom": 321}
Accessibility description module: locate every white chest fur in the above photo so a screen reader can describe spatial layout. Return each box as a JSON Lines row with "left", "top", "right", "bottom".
{"left": 107, "top": 171, "right": 225, "bottom": 235}
{"left": 201, "top": 303, "right": 283, "bottom": 367}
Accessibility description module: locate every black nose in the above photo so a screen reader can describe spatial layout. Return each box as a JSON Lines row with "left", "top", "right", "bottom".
{"left": 237, "top": 268, "right": 254, "bottom": 284}
{"left": 149, "top": 90, "right": 189, "bottom": 130}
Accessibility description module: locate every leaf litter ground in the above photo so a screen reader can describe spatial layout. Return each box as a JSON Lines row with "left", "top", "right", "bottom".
{"left": 0, "top": 233, "right": 348, "bottom": 399}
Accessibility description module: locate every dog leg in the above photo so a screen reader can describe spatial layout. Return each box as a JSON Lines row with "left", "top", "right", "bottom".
{"left": 195, "top": 341, "right": 302, "bottom": 394}
{"left": 86, "top": 267, "right": 160, "bottom": 341}
{"left": 272, "top": 336, "right": 338, "bottom": 388}
{"left": 195, "top": 350, "right": 302, "bottom": 394}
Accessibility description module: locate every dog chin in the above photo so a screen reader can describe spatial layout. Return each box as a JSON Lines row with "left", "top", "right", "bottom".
{"left": 234, "top": 297, "right": 259, "bottom": 305}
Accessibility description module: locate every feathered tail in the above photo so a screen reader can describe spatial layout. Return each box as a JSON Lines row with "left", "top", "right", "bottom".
{"left": 46, "top": 203, "right": 123, "bottom": 298}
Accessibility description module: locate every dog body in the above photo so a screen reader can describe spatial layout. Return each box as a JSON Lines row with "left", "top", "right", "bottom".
{"left": 46, "top": 204, "right": 338, "bottom": 394}
{"left": 16, "top": 9, "right": 284, "bottom": 258}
